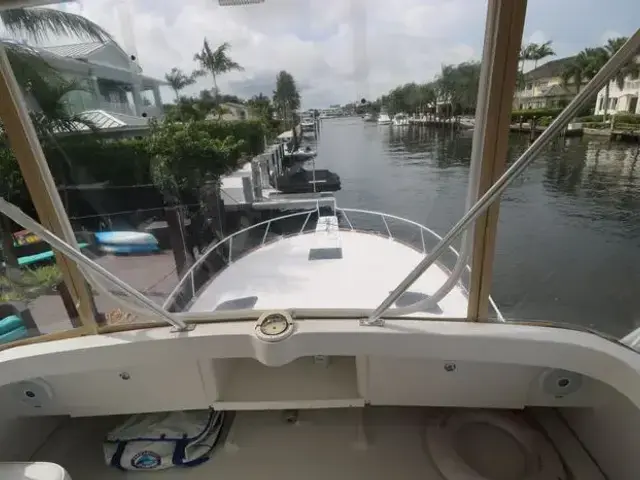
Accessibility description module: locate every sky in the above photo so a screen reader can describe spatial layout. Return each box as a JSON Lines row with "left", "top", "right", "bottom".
{"left": 34, "top": 0, "right": 640, "bottom": 108}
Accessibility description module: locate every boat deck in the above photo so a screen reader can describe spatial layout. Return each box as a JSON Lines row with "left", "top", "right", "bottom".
{"left": 189, "top": 230, "right": 468, "bottom": 317}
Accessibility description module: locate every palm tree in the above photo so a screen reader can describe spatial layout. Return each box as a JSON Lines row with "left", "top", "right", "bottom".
{"left": 596, "top": 37, "right": 640, "bottom": 120}
{"left": 1, "top": 8, "right": 111, "bottom": 43}
{"left": 193, "top": 40, "right": 243, "bottom": 100}
{"left": 164, "top": 67, "right": 202, "bottom": 101}
{"left": 516, "top": 43, "right": 536, "bottom": 89}
{"left": 561, "top": 48, "right": 602, "bottom": 95}
{"left": 1, "top": 8, "right": 111, "bottom": 91}
{"left": 0, "top": 8, "right": 110, "bottom": 267}
{"left": 29, "top": 77, "right": 97, "bottom": 134}
{"left": 531, "top": 41, "right": 555, "bottom": 69}
{"left": 518, "top": 43, "right": 535, "bottom": 75}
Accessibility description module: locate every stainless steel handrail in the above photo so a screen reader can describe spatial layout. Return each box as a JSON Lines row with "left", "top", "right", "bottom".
{"left": 338, "top": 208, "right": 503, "bottom": 320}
{"left": 163, "top": 208, "right": 318, "bottom": 309}
{"left": 164, "top": 205, "right": 504, "bottom": 318}
{"left": 368, "top": 29, "right": 640, "bottom": 324}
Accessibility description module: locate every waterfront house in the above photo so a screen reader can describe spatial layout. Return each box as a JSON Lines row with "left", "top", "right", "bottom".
{"left": 513, "top": 56, "right": 580, "bottom": 110}
{"left": 217, "top": 102, "right": 254, "bottom": 121}
{"left": 16, "top": 39, "right": 166, "bottom": 133}
{"left": 593, "top": 68, "right": 640, "bottom": 116}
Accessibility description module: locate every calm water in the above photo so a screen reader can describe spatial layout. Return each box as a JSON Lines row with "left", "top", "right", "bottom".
{"left": 312, "top": 117, "right": 640, "bottom": 338}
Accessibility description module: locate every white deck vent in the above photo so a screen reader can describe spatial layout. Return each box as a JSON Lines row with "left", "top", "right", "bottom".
{"left": 309, "top": 216, "right": 342, "bottom": 260}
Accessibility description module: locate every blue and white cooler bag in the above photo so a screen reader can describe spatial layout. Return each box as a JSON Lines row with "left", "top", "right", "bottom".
{"left": 104, "top": 409, "right": 225, "bottom": 471}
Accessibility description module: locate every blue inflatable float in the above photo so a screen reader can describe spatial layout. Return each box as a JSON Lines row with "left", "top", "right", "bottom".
{"left": 95, "top": 231, "right": 160, "bottom": 254}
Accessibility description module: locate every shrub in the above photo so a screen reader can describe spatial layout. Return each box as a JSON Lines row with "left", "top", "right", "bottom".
{"left": 576, "top": 115, "right": 604, "bottom": 123}
{"left": 44, "top": 135, "right": 151, "bottom": 186}
{"left": 511, "top": 108, "right": 564, "bottom": 122}
{"left": 537, "top": 116, "right": 553, "bottom": 127}
{"left": 0, "top": 118, "right": 267, "bottom": 209}
{"left": 147, "top": 120, "right": 244, "bottom": 200}
{"left": 611, "top": 114, "right": 640, "bottom": 125}
{"left": 201, "top": 120, "right": 266, "bottom": 156}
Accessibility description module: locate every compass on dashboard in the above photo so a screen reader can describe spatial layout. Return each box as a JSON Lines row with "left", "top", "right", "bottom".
{"left": 255, "top": 311, "right": 294, "bottom": 342}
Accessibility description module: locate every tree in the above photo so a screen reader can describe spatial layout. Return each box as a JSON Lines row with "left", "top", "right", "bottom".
{"left": 1, "top": 8, "right": 111, "bottom": 43}
{"left": 519, "top": 43, "right": 535, "bottom": 76}
{"left": 596, "top": 37, "right": 640, "bottom": 120}
{"left": 531, "top": 41, "right": 556, "bottom": 69}
{"left": 273, "top": 70, "right": 300, "bottom": 128}
{"left": 164, "top": 67, "right": 201, "bottom": 100}
{"left": 435, "top": 62, "right": 481, "bottom": 117}
{"left": 418, "top": 83, "right": 437, "bottom": 115}
{"left": 0, "top": 8, "right": 110, "bottom": 267}
{"left": 148, "top": 120, "right": 244, "bottom": 274}
{"left": 193, "top": 40, "right": 243, "bottom": 100}
{"left": 247, "top": 93, "right": 273, "bottom": 120}
{"left": 562, "top": 48, "right": 602, "bottom": 95}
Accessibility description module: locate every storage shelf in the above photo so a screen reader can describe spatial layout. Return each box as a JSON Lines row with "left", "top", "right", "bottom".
{"left": 213, "top": 356, "right": 363, "bottom": 410}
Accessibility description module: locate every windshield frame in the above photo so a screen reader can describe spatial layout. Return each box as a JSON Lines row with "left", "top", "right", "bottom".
{"left": 0, "top": 0, "right": 638, "bottom": 350}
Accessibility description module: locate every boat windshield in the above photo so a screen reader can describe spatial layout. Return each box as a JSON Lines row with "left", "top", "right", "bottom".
{"left": 0, "top": 0, "right": 638, "bottom": 350}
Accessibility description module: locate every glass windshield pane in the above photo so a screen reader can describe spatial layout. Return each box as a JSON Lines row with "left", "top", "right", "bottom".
{"left": 0, "top": 0, "right": 494, "bottom": 323}
{"left": 490, "top": 5, "right": 640, "bottom": 340}
{"left": 492, "top": 137, "right": 640, "bottom": 338}
{"left": 0, "top": 121, "right": 88, "bottom": 343}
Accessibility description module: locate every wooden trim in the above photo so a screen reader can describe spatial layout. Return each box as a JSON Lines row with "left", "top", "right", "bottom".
{"left": 97, "top": 322, "right": 162, "bottom": 334}
{"left": 467, "top": 0, "right": 527, "bottom": 321}
{"left": 0, "top": 326, "right": 93, "bottom": 352}
{"left": 0, "top": 47, "right": 98, "bottom": 331}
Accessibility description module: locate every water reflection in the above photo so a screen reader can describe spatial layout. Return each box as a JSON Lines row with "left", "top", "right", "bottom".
{"left": 314, "top": 119, "right": 640, "bottom": 337}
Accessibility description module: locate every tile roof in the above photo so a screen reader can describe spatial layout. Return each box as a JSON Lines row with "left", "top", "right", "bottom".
{"left": 41, "top": 42, "right": 105, "bottom": 58}
{"left": 524, "top": 57, "right": 575, "bottom": 81}
{"left": 74, "top": 110, "right": 150, "bottom": 130}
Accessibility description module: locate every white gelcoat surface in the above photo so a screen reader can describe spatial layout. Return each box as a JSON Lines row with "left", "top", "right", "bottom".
{"left": 26, "top": 407, "right": 601, "bottom": 480}
{"left": 190, "top": 230, "right": 468, "bottom": 317}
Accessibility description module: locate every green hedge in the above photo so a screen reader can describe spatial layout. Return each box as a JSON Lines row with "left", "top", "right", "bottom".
{"left": 44, "top": 136, "right": 151, "bottom": 186}
{"left": 576, "top": 115, "right": 604, "bottom": 123}
{"left": 511, "top": 108, "right": 564, "bottom": 122}
{"left": 611, "top": 114, "right": 640, "bottom": 125}
{"left": 577, "top": 114, "right": 640, "bottom": 125}
{"left": 512, "top": 104, "right": 594, "bottom": 123}
{"left": 0, "top": 119, "right": 266, "bottom": 207}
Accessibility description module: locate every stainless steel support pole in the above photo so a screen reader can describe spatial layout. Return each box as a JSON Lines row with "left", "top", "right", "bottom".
{"left": 368, "top": 29, "right": 640, "bottom": 324}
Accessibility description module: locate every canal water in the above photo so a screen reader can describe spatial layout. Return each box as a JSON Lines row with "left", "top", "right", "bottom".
{"left": 312, "top": 117, "right": 640, "bottom": 338}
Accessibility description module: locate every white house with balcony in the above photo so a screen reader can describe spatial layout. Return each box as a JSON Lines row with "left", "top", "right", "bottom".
{"left": 593, "top": 74, "right": 640, "bottom": 116}
{"left": 513, "top": 57, "right": 581, "bottom": 110}
{"left": 24, "top": 40, "right": 166, "bottom": 132}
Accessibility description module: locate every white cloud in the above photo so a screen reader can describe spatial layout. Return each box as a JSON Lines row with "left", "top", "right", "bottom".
{"left": 527, "top": 30, "right": 547, "bottom": 45}
{"left": 600, "top": 29, "right": 622, "bottom": 43}
{"left": 45, "top": 0, "right": 482, "bottom": 107}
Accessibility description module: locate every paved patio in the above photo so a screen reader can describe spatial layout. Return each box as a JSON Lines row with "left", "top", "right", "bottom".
{"left": 28, "top": 251, "right": 180, "bottom": 335}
